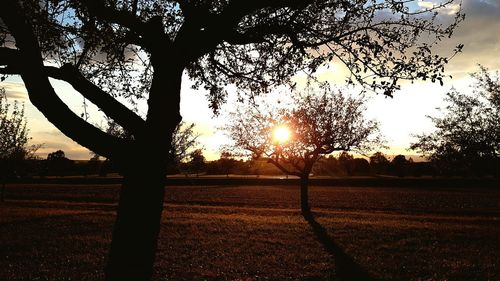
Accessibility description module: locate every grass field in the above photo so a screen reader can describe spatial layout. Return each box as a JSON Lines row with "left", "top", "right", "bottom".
{"left": 1, "top": 183, "right": 499, "bottom": 280}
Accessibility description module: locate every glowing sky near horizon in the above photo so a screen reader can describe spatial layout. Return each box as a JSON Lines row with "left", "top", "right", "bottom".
{"left": 2, "top": 0, "right": 500, "bottom": 160}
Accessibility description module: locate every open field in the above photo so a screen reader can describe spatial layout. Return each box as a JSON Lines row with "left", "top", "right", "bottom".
{"left": 1, "top": 182, "right": 500, "bottom": 280}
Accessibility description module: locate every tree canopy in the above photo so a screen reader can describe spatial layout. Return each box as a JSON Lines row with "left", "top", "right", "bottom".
{"left": 170, "top": 122, "right": 199, "bottom": 164}
{"left": 0, "top": 89, "right": 28, "bottom": 161}
{"left": 411, "top": 67, "right": 500, "bottom": 175}
{"left": 0, "top": 1, "right": 465, "bottom": 278}
{"left": 188, "top": 148, "right": 206, "bottom": 175}
{"left": 0, "top": 89, "right": 39, "bottom": 162}
{"left": 1, "top": 1, "right": 464, "bottom": 128}
{"left": 225, "top": 83, "right": 382, "bottom": 178}
{"left": 225, "top": 84, "right": 381, "bottom": 214}
{"left": 0, "top": 89, "right": 40, "bottom": 188}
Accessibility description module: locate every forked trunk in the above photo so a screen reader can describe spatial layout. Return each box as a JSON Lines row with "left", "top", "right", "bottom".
{"left": 105, "top": 58, "right": 183, "bottom": 280}
{"left": 300, "top": 175, "right": 310, "bottom": 216}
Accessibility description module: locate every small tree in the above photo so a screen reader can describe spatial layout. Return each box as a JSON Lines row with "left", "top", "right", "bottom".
{"left": 85, "top": 154, "right": 101, "bottom": 176}
{"left": 99, "top": 119, "right": 199, "bottom": 171}
{"left": 411, "top": 67, "right": 500, "bottom": 176}
{"left": 369, "top": 151, "right": 390, "bottom": 175}
{"left": 391, "top": 154, "right": 409, "bottom": 177}
{"left": 218, "top": 151, "right": 237, "bottom": 177}
{"left": 0, "top": 90, "right": 40, "bottom": 200}
{"left": 226, "top": 85, "right": 381, "bottom": 214}
{"left": 188, "top": 149, "right": 206, "bottom": 177}
{"left": 46, "top": 150, "right": 74, "bottom": 177}
{"left": 47, "top": 150, "right": 66, "bottom": 161}
{"left": 352, "top": 158, "right": 371, "bottom": 175}
{"left": 0, "top": 91, "right": 28, "bottom": 159}
{"left": 338, "top": 151, "right": 355, "bottom": 176}
{"left": 170, "top": 122, "right": 199, "bottom": 164}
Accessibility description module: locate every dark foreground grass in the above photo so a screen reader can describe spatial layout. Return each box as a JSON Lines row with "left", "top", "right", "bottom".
{"left": 1, "top": 184, "right": 499, "bottom": 280}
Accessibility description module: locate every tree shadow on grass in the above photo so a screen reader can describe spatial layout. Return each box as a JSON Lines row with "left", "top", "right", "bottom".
{"left": 303, "top": 210, "right": 382, "bottom": 281}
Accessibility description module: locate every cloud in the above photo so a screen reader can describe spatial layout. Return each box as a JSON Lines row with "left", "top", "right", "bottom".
{"left": 1, "top": 81, "right": 27, "bottom": 100}
{"left": 416, "top": 0, "right": 500, "bottom": 78}
{"left": 31, "top": 129, "right": 92, "bottom": 160}
{"left": 35, "top": 145, "right": 91, "bottom": 160}
{"left": 417, "top": 0, "right": 461, "bottom": 15}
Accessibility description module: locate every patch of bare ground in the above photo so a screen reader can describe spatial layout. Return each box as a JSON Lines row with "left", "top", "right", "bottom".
{"left": 1, "top": 183, "right": 499, "bottom": 280}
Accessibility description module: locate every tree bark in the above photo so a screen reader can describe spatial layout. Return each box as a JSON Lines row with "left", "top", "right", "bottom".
{"left": 105, "top": 58, "right": 183, "bottom": 280}
{"left": 1, "top": 181, "right": 5, "bottom": 202}
{"left": 300, "top": 174, "right": 310, "bottom": 216}
{"left": 105, "top": 161, "right": 166, "bottom": 280}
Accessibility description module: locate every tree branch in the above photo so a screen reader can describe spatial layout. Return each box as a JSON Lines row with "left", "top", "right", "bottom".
{"left": 80, "top": 0, "right": 149, "bottom": 34}
{"left": 0, "top": 0, "right": 130, "bottom": 160}
{"left": 267, "top": 157, "right": 302, "bottom": 177}
{"left": 224, "top": 24, "right": 302, "bottom": 48}
{"left": 45, "top": 64, "right": 146, "bottom": 137}
{"left": 321, "top": 146, "right": 349, "bottom": 155}
{"left": 0, "top": 47, "right": 19, "bottom": 65}
{"left": 80, "top": 0, "right": 172, "bottom": 50}
{"left": 1, "top": 50, "right": 146, "bottom": 137}
{"left": 175, "top": 0, "right": 314, "bottom": 61}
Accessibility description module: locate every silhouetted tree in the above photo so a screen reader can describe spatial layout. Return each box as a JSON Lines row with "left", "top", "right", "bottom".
{"left": 218, "top": 151, "right": 237, "bottom": 177}
{"left": 313, "top": 155, "right": 341, "bottom": 176}
{"left": 206, "top": 157, "right": 246, "bottom": 175}
{"left": 0, "top": 91, "right": 28, "bottom": 160}
{"left": 0, "top": 90, "right": 39, "bottom": 201}
{"left": 85, "top": 154, "right": 101, "bottom": 176}
{"left": 369, "top": 152, "right": 390, "bottom": 175}
{"left": 99, "top": 118, "right": 199, "bottom": 175}
{"left": 102, "top": 159, "right": 114, "bottom": 177}
{"left": 411, "top": 67, "right": 500, "bottom": 176}
{"left": 0, "top": 1, "right": 463, "bottom": 278}
{"left": 338, "top": 151, "right": 355, "bottom": 176}
{"left": 230, "top": 159, "right": 252, "bottom": 175}
{"left": 391, "top": 154, "right": 409, "bottom": 177}
{"left": 170, "top": 122, "right": 199, "bottom": 164}
{"left": 101, "top": 118, "right": 198, "bottom": 166}
{"left": 226, "top": 85, "right": 381, "bottom": 214}
{"left": 188, "top": 149, "right": 205, "bottom": 176}
{"left": 313, "top": 155, "right": 370, "bottom": 176}
{"left": 46, "top": 150, "right": 74, "bottom": 177}
{"left": 312, "top": 157, "right": 330, "bottom": 176}
{"left": 352, "top": 158, "right": 371, "bottom": 176}
{"left": 46, "top": 150, "right": 65, "bottom": 161}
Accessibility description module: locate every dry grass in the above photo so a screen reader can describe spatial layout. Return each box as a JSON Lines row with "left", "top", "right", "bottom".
{"left": 1, "top": 183, "right": 499, "bottom": 280}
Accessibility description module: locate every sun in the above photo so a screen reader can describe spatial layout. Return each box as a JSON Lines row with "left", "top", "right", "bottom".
{"left": 273, "top": 125, "right": 291, "bottom": 143}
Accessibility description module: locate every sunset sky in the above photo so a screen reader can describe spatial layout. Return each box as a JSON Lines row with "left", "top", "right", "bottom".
{"left": 2, "top": 0, "right": 500, "bottom": 160}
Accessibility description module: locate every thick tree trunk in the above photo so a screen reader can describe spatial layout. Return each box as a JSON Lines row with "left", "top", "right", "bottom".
{"left": 1, "top": 181, "right": 5, "bottom": 202}
{"left": 300, "top": 175, "right": 310, "bottom": 216}
{"left": 105, "top": 162, "right": 166, "bottom": 280}
{"left": 105, "top": 58, "right": 183, "bottom": 280}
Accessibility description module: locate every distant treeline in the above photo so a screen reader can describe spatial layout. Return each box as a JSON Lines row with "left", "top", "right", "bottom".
{"left": 181, "top": 151, "right": 499, "bottom": 178}
{"left": 174, "top": 153, "right": 438, "bottom": 178}
{"left": 0, "top": 156, "right": 116, "bottom": 179}
{"left": 2, "top": 150, "right": 499, "bottom": 180}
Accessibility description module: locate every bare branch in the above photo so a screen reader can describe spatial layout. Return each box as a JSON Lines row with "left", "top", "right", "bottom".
{"left": 80, "top": 0, "right": 149, "bottom": 35}
{"left": 80, "top": 0, "right": 172, "bottom": 50}
{"left": 267, "top": 157, "right": 301, "bottom": 177}
{"left": 45, "top": 64, "right": 146, "bottom": 137}
{"left": 0, "top": 0, "right": 130, "bottom": 160}
{"left": 224, "top": 83, "right": 382, "bottom": 178}
{"left": 1, "top": 49, "right": 145, "bottom": 137}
